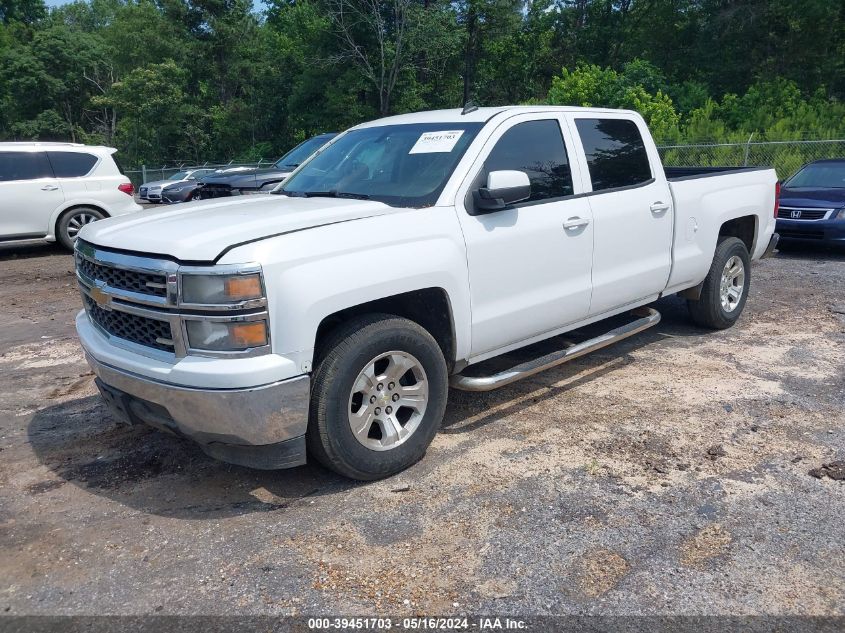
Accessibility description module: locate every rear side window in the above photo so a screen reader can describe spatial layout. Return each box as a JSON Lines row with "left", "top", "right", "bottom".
{"left": 0, "top": 152, "right": 53, "bottom": 182}
{"left": 575, "top": 118, "right": 652, "bottom": 192}
{"left": 483, "top": 119, "right": 573, "bottom": 202}
{"left": 47, "top": 152, "right": 98, "bottom": 177}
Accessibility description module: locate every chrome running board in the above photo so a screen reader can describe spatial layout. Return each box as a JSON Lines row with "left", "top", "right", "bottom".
{"left": 450, "top": 308, "right": 661, "bottom": 392}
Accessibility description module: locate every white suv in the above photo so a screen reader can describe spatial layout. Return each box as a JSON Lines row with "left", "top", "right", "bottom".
{"left": 0, "top": 142, "right": 143, "bottom": 250}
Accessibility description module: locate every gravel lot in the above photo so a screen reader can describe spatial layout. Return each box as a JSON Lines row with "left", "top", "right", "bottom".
{"left": 0, "top": 241, "right": 843, "bottom": 616}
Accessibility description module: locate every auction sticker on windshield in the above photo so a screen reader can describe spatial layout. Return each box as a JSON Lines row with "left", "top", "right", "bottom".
{"left": 409, "top": 130, "right": 464, "bottom": 154}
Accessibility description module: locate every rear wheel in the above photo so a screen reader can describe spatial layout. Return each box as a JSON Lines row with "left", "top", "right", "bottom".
{"left": 687, "top": 236, "right": 751, "bottom": 329}
{"left": 57, "top": 207, "right": 105, "bottom": 250}
{"left": 307, "top": 314, "right": 448, "bottom": 480}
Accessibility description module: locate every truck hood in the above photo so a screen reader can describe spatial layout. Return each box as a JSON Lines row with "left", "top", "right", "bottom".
{"left": 780, "top": 187, "right": 845, "bottom": 208}
{"left": 79, "top": 194, "right": 398, "bottom": 261}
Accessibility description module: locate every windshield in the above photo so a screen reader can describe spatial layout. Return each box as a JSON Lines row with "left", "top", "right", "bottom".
{"left": 187, "top": 169, "right": 213, "bottom": 180}
{"left": 785, "top": 163, "right": 845, "bottom": 189}
{"left": 274, "top": 136, "right": 332, "bottom": 170}
{"left": 278, "top": 123, "right": 483, "bottom": 207}
{"left": 168, "top": 171, "right": 189, "bottom": 180}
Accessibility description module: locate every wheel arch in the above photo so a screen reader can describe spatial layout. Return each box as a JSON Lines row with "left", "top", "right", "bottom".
{"left": 718, "top": 214, "right": 757, "bottom": 254}
{"left": 50, "top": 203, "right": 110, "bottom": 240}
{"left": 314, "top": 287, "right": 458, "bottom": 371}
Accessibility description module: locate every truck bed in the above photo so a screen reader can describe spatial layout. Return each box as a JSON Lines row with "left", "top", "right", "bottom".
{"left": 664, "top": 166, "right": 773, "bottom": 181}
{"left": 663, "top": 165, "right": 778, "bottom": 296}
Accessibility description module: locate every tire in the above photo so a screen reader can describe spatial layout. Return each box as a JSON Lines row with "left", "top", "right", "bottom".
{"left": 307, "top": 313, "right": 448, "bottom": 480}
{"left": 687, "top": 236, "right": 751, "bottom": 329}
{"left": 57, "top": 207, "right": 106, "bottom": 250}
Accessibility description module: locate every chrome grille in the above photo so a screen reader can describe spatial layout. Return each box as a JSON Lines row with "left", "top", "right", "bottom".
{"left": 75, "top": 240, "right": 268, "bottom": 361}
{"left": 777, "top": 207, "right": 831, "bottom": 220}
{"left": 83, "top": 295, "right": 174, "bottom": 352}
{"left": 76, "top": 255, "right": 167, "bottom": 298}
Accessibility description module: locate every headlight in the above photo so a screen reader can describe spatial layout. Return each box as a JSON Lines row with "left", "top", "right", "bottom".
{"left": 836, "top": 208, "right": 845, "bottom": 220}
{"left": 181, "top": 273, "right": 264, "bottom": 305}
{"left": 186, "top": 319, "right": 268, "bottom": 351}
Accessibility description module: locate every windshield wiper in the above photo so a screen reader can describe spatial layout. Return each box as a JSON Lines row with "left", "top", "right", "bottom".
{"left": 288, "top": 190, "right": 371, "bottom": 200}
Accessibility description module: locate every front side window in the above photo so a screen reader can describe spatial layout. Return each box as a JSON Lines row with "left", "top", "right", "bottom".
{"left": 575, "top": 118, "right": 652, "bottom": 192}
{"left": 482, "top": 119, "right": 574, "bottom": 202}
{"left": 0, "top": 152, "right": 53, "bottom": 182}
{"left": 279, "top": 123, "right": 483, "bottom": 208}
{"left": 46, "top": 152, "right": 98, "bottom": 178}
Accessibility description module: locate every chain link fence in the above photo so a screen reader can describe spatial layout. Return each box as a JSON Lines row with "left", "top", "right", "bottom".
{"left": 125, "top": 140, "right": 845, "bottom": 187}
{"left": 124, "top": 160, "right": 274, "bottom": 187}
{"left": 658, "top": 139, "right": 845, "bottom": 180}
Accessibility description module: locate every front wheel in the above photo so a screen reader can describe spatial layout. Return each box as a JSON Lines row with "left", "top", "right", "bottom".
{"left": 687, "top": 236, "right": 751, "bottom": 329}
{"left": 57, "top": 207, "right": 105, "bottom": 250}
{"left": 307, "top": 314, "right": 448, "bottom": 480}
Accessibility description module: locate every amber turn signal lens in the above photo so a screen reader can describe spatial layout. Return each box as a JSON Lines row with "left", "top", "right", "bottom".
{"left": 224, "top": 276, "right": 263, "bottom": 300}
{"left": 230, "top": 322, "right": 268, "bottom": 347}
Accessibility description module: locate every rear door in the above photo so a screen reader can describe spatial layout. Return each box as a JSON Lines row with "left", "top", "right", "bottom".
{"left": 455, "top": 114, "right": 594, "bottom": 357}
{"left": 567, "top": 114, "right": 673, "bottom": 315}
{"left": 0, "top": 151, "right": 64, "bottom": 239}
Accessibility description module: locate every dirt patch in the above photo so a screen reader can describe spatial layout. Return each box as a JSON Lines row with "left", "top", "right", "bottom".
{"left": 577, "top": 548, "right": 630, "bottom": 597}
{"left": 680, "top": 523, "right": 732, "bottom": 567}
{"left": 808, "top": 461, "right": 845, "bottom": 481}
{"left": 24, "top": 479, "right": 65, "bottom": 495}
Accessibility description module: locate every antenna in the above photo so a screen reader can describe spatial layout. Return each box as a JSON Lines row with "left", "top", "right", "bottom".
{"left": 461, "top": 102, "right": 478, "bottom": 115}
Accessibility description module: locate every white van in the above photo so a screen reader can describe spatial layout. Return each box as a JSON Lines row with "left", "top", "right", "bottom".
{"left": 0, "top": 142, "right": 142, "bottom": 250}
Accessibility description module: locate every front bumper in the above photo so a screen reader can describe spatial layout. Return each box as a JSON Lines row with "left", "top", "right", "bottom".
{"left": 85, "top": 353, "right": 311, "bottom": 470}
{"left": 776, "top": 218, "right": 845, "bottom": 242}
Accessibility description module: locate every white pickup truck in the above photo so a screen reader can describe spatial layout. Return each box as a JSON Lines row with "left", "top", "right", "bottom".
{"left": 74, "top": 106, "right": 779, "bottom": 479}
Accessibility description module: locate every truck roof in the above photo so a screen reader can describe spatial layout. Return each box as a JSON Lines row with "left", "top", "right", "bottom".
{"left": 354, "top": 105, "right": 640, "bottom": 128}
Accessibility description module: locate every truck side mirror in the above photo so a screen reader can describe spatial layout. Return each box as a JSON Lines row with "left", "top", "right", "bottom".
{"left": 472, "top": 170, "right": 531, "bottom": 214}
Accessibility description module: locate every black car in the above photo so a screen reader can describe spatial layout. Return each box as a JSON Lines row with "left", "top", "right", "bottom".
{"left": 197, "top": 133, "right": 337, "bottom": 200}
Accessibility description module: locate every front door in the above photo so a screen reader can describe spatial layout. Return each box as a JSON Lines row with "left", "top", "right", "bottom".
{"left": 568, "top": 115, "right": 673, "bottom": 316}
{"left": 455, "top": 115, "right": 594, "bottom": 358}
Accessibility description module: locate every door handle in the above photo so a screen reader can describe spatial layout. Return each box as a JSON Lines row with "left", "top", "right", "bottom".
{"left": 650, "top": 201, "right": 670, "bottom": 213}
{"left": 563, "top": 217, "right": 590, "bottom": 230}
{"left": 41, "top": 185, "right": 59, "bottom": 191}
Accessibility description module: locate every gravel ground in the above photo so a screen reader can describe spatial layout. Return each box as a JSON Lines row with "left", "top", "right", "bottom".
{"left": 0, "top": 241, "right": 843, "bottom": 616}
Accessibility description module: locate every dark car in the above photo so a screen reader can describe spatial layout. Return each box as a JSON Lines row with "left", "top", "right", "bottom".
{"left": 776, "top": 159, "right": 845, "bottom": 244}
{"left": 197, "top": 133, "right": 338, "bottom": 200}
{"left": 161, "top": 179, "right": 205, "bottom": 204}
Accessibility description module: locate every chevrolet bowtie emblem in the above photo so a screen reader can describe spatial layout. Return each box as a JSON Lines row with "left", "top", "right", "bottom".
{"left": 89, "top": 286, "right": 112, "bottom": 310}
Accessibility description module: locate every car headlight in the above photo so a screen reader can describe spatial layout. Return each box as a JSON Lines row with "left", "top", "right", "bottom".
{"left": 185, "top": 319, "right": 269, "bottom": 351}
{"left": 837, "top": 207, "right": 845, "bottom": 220}
{"left": 181, "top": 273, "right": 264, "bottom": 305}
